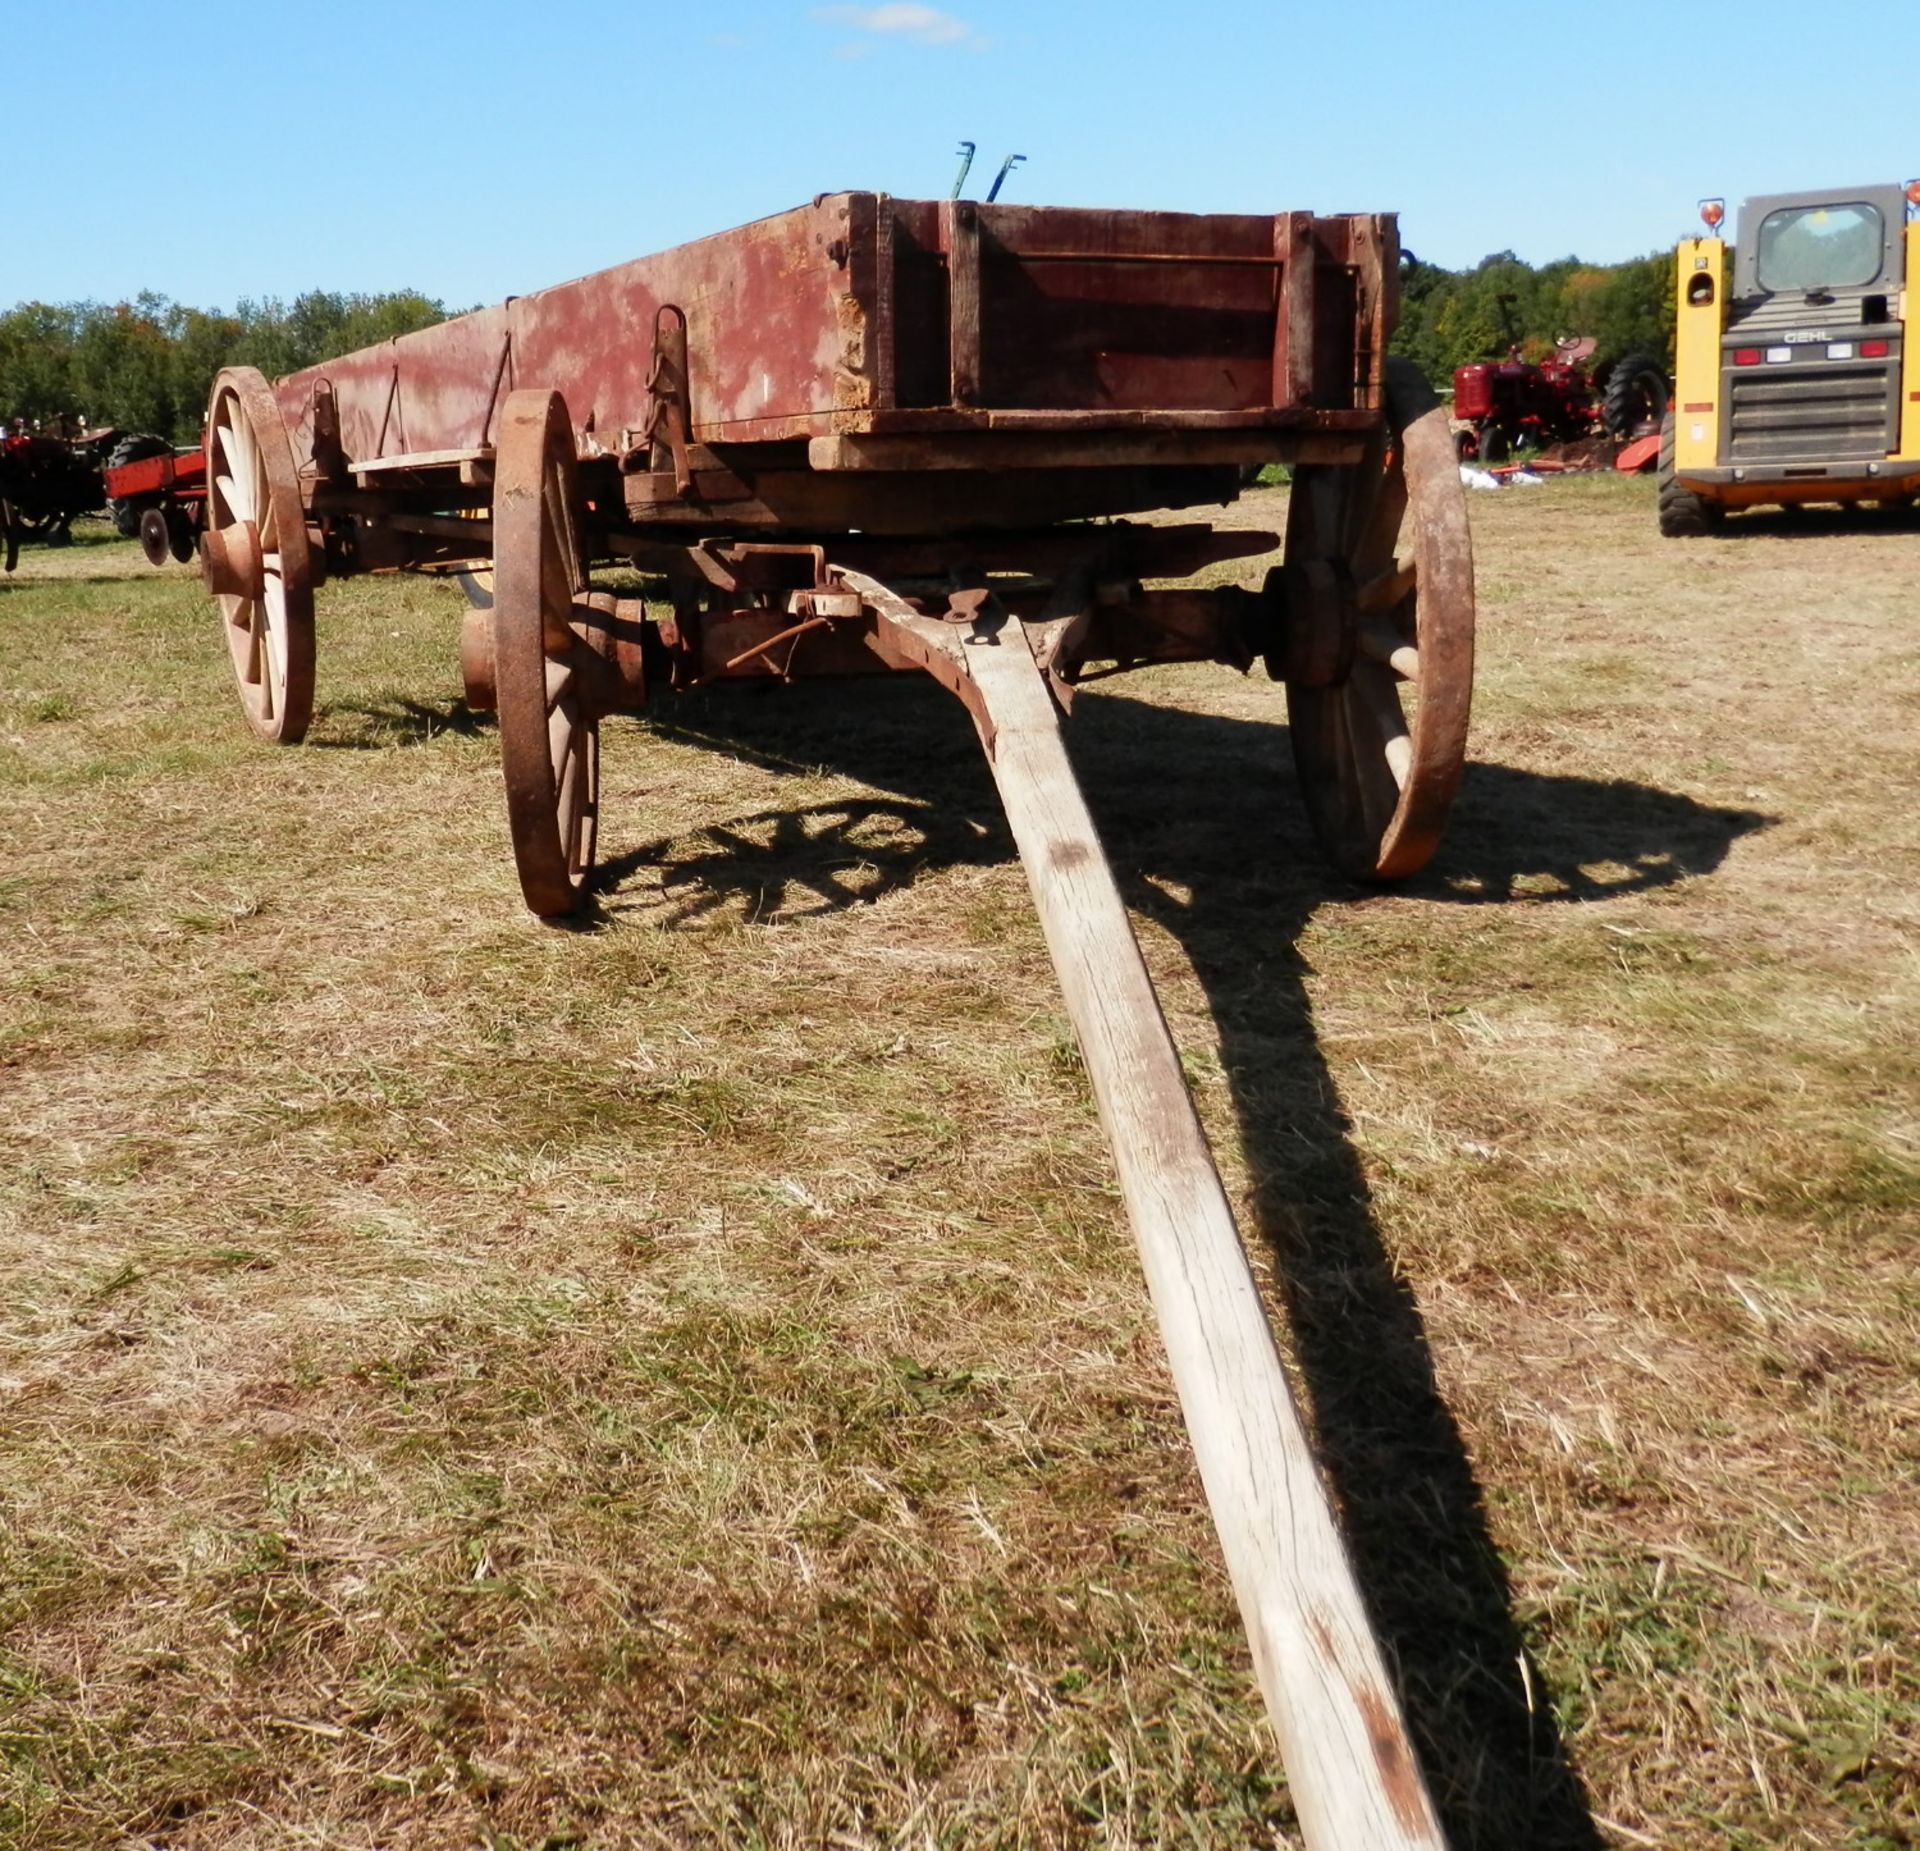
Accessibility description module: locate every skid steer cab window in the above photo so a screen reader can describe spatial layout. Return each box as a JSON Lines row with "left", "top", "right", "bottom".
{"left": 1756, "top": 202, "right": 1884, "bottom": 292}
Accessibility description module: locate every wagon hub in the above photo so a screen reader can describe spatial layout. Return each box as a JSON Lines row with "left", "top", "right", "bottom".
{"left": 1266, "top": 556, "right": 1358, "bottom": 689}
{"left": 199, "top": 519, "right": 266, "bottom": 602}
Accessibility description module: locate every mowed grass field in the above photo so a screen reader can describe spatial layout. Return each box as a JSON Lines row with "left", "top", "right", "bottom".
{"left": 1, "top": 476, "right": 1915, "bottom": 1849}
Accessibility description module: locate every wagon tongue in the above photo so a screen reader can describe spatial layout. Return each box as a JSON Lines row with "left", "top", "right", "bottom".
{"left": 828, "top": 566, "right": 1449, "bottom": 1851}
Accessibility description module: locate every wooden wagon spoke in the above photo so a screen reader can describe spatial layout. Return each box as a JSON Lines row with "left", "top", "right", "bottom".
{"left": 237, "top": 603, "right": 263, "bottom": 685}
{"left": 547, "top": 696, "right": 577, "bottom": 773}
{"left": 1355, "top": 556, "right": 1416, "bottom": 615}
{"left": 1334, "top": 684, "right": 1397, "bottom": 843}
{"left": 554, "top": 720, "right": 582, "bottom": 830}
{"left": 231, "top": 414, "right": 260, "bottom": 517}
{"left": 259, "top": 574, "right": 287, "bottom": 691}
{"left": 1348, "top": 455, "right": 1407, "bottom": 577}
{"left": 214, "top": 424, "right": 249, "bottom": 519}
{"left": 1350, "top": 660, "right": 1413, "bottom": 791}
{"left": 545, "top": 465, "right": 582, "bottom": 590}
{"left": 1357, "top": 612, "right": 1419, "bottom": 681}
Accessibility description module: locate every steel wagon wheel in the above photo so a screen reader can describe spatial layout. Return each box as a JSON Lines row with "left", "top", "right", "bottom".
{"left": 202, "top": 368, "right": 315, "bottom": 743}
{"left": 493, "top": 388, "right": 600, "bottom": 918}
{"left": 1280, "top": 358, "right": 1474, "bottom": 880}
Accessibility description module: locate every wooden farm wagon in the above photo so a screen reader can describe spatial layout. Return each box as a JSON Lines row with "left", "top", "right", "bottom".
{"left": 197, "top": 194, "right": 1475, "bottom": 1849}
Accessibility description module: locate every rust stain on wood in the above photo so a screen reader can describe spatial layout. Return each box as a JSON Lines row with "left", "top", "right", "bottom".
{"left": 1357, "top": 1682, "right": 1429, "bottom": 1838}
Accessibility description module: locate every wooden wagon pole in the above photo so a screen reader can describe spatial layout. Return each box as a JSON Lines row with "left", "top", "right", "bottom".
{"left": 842, "top": 569, "right": 1449, "bottom": 1851}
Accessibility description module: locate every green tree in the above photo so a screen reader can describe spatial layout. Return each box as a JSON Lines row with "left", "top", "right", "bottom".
{"left": 0, "top": 289, "right": 451, "bottom": 439}
{"left": 1392, "top": 245, "right": 1679, "bottom": 386}
{"left": 0, "top": 303, "right": 80, "bottom": 425}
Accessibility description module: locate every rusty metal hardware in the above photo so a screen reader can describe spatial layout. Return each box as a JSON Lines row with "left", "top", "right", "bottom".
{"left": 642, "top": 305, "right": 693, "bottom": 495}
{"left": 198, "top": 520, "right": 263, "bottom": 600}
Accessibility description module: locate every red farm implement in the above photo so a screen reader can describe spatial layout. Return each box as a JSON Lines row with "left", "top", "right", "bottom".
{"left": 196, "top": 194, "right": 1476, "bottom": 1849}
{"left": 102, "top": 440, "right": 207, "bottom": 565}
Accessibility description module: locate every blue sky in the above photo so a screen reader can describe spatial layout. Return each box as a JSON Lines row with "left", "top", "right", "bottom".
{"left": 5, "top": 0, "right": 1915, "bottom": 312}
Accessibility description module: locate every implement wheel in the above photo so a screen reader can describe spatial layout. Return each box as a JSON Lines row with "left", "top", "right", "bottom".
{"left": 138, "top": 506, "right": 173, "bottom": 568}
{"left": 492, "top": 388, "right": 600, "bottom": 918}
{"left": 203, "top": 368, "right": 315, "bottom": 742}
{"left": 1278, "top": 358, "right": 1474, "bottom": 880}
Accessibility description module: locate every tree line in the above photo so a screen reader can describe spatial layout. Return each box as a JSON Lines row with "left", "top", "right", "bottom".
{"left": 0, "top": 291, "right": 452, "bottom": 441}
{"left": 1393, "top": 247, "right": 1674, "bottom": 382}
{"left": 0, "top": 244, "right": 1677, "bottom": 442}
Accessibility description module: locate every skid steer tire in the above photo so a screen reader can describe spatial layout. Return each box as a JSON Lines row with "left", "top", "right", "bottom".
{"left": 1656, "top": 413, "right": 1722, "bottom": 538}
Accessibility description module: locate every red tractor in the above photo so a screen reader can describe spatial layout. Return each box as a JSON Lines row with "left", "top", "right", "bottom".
{"left": 0, "top": 421, "right": 111, "bottom": 570}
{"left": 1454, "top": 337, "right": 1668, "bottom": 462}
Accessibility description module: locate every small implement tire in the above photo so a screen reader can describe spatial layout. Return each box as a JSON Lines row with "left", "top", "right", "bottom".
{"left": 138, "top": 506, "right": 173, "bottom": 567}
{"left": 1656, "top": 413, "right": 1722, "bottom": 539}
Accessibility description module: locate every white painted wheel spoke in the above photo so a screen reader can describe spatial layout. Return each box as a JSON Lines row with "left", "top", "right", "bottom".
{"left": 1357, "top": 613, "right": 1420, "bottom": 682}
{"left": 216, "top": 431, "right": 253, "bottom": 522}
{"left": 1352, "top": 661, "right": 1412, "bottom": 790}
{"left": 1356, "top": 556, "right": 1416, "bottom": 615}
{"left": 225, "top": 418, "right": 257, "bottom": 521}
{"left": 229, "top": 402, "right": 258, "bottom": 491}
{"left": 260, "top": 573, "right": 287, "bottom": 696}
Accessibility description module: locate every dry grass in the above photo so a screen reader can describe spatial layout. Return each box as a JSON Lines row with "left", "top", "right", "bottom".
{"left": 1, "top": 482, "right": 1915, "bottom": 1849}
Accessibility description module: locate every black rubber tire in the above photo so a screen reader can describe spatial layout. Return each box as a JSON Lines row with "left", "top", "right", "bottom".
{"left": 1656, "top": 413, "right": 1722, "bottom": 538}
{"left": 1478, "top": 421, "right": 1510, "bottom": 463}
{"left": 138, "top": 506, "right": 173, "bottom": 568}
{"left": 105, "top": 433, "right": 173, "bottom": 538}
{"left": 165, "top": 506, "right": 196, "bottom": 563}
{"left": 1604, "top": 354, "right": 1668, "bottom": 439}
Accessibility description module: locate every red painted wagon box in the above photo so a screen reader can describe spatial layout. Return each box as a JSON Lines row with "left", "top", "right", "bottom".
{"left": 269, "top": 193, "right": 1396, "bottom": 487}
